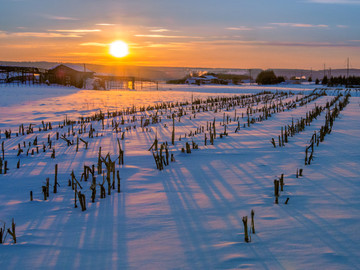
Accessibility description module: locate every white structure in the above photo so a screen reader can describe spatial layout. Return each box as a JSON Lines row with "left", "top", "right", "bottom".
{"left": 185, "top": 75, "right": 218, "bottom": 85}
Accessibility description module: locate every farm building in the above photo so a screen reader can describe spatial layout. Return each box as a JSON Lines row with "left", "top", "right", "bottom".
{"left": 0, "top": 65, "right": 47, "bottom": 84}
{"left": 48, "top": 64, "right": 94, "bottom": 88}
{"left": 185, "top": 75, "right": 229, "bottom": 85}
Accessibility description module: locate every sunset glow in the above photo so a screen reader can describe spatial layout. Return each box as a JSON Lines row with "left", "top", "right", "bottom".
{"left": 0, "top": 1, "right": 359, "bottom": 69}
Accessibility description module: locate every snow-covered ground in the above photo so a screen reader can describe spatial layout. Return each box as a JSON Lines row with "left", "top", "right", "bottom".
{"left": 0, "top": 84, "right": 359, "bottom": 269}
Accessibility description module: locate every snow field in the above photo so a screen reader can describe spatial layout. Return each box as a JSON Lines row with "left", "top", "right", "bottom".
{"left": 0, "top": 85, "right": 359, "bottom": 269}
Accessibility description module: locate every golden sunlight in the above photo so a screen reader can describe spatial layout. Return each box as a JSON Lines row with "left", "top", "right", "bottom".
{"left": 109, "top": 40, "right": 129, "bottom": 58}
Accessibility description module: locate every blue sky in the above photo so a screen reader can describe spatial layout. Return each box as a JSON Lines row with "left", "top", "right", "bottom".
{"left": 0, "top": 0, "right": 359, "bottom": 69}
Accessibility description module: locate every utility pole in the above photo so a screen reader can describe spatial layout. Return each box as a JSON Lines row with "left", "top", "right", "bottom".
{"left": 83, "top": 63, "right": 86, "bottom": 89}
{"left": 346, "top": 57, "right": 350, "bottom": 88}
{"left": 249, "top": 69, "right": 252, "bottom": 85}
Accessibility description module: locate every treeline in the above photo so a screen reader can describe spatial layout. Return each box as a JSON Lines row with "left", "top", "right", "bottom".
{"left": 321, "top": 75, "right": 360, "bottom": 87}
{"left": 167, "top": 70, "right": 360, "bottom": 86}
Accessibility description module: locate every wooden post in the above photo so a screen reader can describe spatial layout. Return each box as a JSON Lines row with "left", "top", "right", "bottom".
{"left": 98, "top": 147, "right": 102, "bottom": 174}
{"left": 172, "top": 116, "right": 175, "bottom": 145}
{"left": 46, "top": 178, "right": 50, "bottom": 197}
{"left": 78, "top": 191, "right": 86, "bottom": 211}
{"left": 7, "top": 219, "right": 16, "bottom": 244}
{"left": 42, "top": 186, "right": 47, "bottom": 200}
{"left": 117, "top": 170, "right": 121, "bottom": 193}
{"left": 278, "top": 135, "right": 281, "bottom": 147}
{"left": 74, "top": 184, "right": 78, "bottom": 208}
{"left": 4, "top": 161, "right": 8, "bottom": 174}
{"left": 251, "top": 209, "right": 255, "bottom": 234}
{"left": 91, "top": 176, "right": 96, "bottom": 203}
{"left": 280, "top": 174, "right": 284, "bottom": 191}
{"left": 271, "top": 138, "right": 276, "bottom": 148}
{"left": 0, "top": 223, "right": 5, "bottom": 244}
{"left": 54, "top": 164, "right": 58, "bottom": 193}
{"left": 1, "top": 141, "right": 4, "bottom": 160}
{"left": 112, "top": 162, "right": 115, "bottom": 190}
{"left": 71, "top": 171, "right": 75, "bottom": 190}
{"left": 242, "top": 216, "right": 250, "bottom": 243}
{"left": 274, "top": 180, "right": 279, "bottom": 204}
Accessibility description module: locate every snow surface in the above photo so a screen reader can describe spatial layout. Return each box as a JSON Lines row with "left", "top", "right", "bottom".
{"left": 0, "top": 84, "right": 359, "bottom": 269}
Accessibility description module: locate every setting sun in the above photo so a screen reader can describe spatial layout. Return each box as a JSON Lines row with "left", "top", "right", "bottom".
{"left": 109, "top": 40, "right": 129, "bottom": 58}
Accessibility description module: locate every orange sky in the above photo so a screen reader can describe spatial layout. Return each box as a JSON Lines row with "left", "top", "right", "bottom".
{"left": 1, "top": 33, "right": 358, "bottom": 70}
{"left": 1, "top": 0, "right": 359, "bottom": 69}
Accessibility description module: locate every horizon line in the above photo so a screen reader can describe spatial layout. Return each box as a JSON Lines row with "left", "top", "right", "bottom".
{"left": 0, "top": 60, "right": 358, "bottom": 71}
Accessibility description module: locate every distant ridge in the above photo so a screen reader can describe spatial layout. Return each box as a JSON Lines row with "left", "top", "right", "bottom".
{"left": 1, "top": 61, "right": 359, "bottom": 81}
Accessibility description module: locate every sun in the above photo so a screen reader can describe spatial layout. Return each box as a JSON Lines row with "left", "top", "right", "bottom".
{"left": 109, "top": 40, "right": 129, "bottom": 58}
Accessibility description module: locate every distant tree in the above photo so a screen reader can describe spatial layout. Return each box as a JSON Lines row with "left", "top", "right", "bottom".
{"left": 322, "top": 76, "right": 328, "bottom": 85}
{"left": 308, "top": 77, "right": 312, "bottom": 82}
{"left": 315, "top": 78, "right": 320, "bottom": 84}
{"left": 256, "top": 70, "right": 279, "bottom": 85}
{"left": 277, "top": 76, "right": 285, "bottom": 83}
{"left": 342, "top": 76, "right": 347, "bottom": 86}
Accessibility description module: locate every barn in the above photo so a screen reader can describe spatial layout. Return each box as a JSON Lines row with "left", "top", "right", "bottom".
{"left": 48, "top": 64, "right": 95, "bottom": 88}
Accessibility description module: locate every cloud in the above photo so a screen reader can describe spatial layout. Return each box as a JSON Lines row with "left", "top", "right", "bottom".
{"left": 80, "top": 42, "right": 108, "bottom": 47}
{"left": 271, "top": 23, "right": 328, "bottom": 28}
{"left": 226, "top": 26, "right": 252, "bottom": 31}
{"left": 50, "top": 29, "right": 101, "bottom": 33}
{"left": 146, "top": 43, "right": 185, "bottom": 48}
{"left": 0, "top": 31, "right": 81, "bottom": 38}
{"left": 0, "top": 43, "right": 51, "bottom": 49}
{"left": 44, "top": 15, "right": 79, "bottom": 21}
{"left": 183, "top": 39, "right": 360, "bottom": 48}
{"left": 96, "top": 23, "right": 115, "bottom": 26}
{"left": 134, "top": 34, "right": 200, "bottom": 38}
{"left": 262, "top": 41, "right": 344, "bottom": 47}
{"left": 306, "top": 0, "right": 360, "bottom": 4}
{"left": 66, "top": 52, "right": 105, "bottom": 56}
{"left": 337, "top": 25, "right": 349, "bottom": 28}
{"left": 258, "top": 26, "right": 276, "bottom": 30}
{"left": 0, "top": 31, "right": 8, "bottom": 38}
{"left": 150, "top": 29, "right": 171, "bottom": 32}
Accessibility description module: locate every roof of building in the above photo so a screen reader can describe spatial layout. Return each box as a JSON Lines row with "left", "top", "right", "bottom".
{"left": 202, "top": 75, "right": 217, "bottom": 80}
{"left": 49, "top": 64, "right": 94, "bottom": 73}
